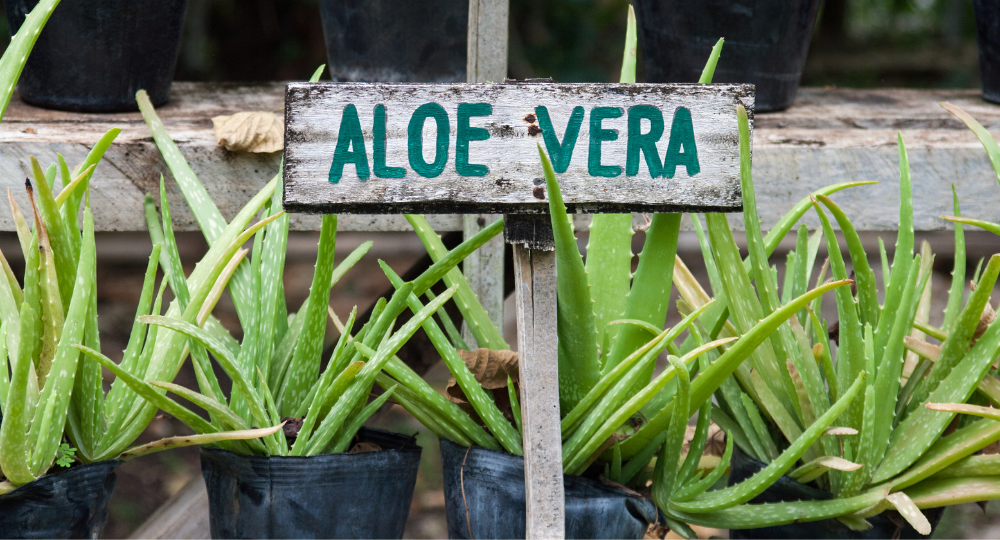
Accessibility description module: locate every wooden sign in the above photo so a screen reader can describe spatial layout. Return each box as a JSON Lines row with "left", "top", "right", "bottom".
{"left": 283, "top": 82, "right": 753, "bottom": 214}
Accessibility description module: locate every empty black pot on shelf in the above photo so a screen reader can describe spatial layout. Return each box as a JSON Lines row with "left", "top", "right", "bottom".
{"left": 200, "top": 427, "right": 421, "bottom": 539}
{"left": 4, "top": 0, "right": 188, "bottom": 112}
{"left": 974, "top": 0, "right": 1000, "bottom": 103}
{"left": 317, "top": 0, "right": 468, "bottom": 83}
{"left": 439, "top": 438, "right": 657, "bottom": 539}
{"left": 0, "top": 460, "right": 120, "bottom": 539}
{"left": 633, "top": 0, "right": 821, "bottom": 112}
{"left": 727, "top": 447, "right": 939, "bottom": 539}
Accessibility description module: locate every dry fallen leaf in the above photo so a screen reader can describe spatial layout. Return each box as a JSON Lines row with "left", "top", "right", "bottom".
{"left": 348, "top": 442, "right": 382, "bottom": 454}
{"left": 212, "top": 111, "right": 283, "bottom": 153}
{"left": 456, "top": 348, "right": 519, "bottom": 389}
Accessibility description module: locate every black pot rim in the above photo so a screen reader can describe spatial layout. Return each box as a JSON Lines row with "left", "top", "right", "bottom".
{"left": 440, "top": 438, "right": 647, "bottom": 500}
{"left": 0, "top": 459, "right": 121, "bottom": 499}
{"left": 201, "top": 426, "right": 422, "bottom": 464}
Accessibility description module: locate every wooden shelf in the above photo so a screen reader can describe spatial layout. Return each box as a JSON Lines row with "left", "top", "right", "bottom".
{"left": 1, "top": 84, "right": 997, "bottom": 232}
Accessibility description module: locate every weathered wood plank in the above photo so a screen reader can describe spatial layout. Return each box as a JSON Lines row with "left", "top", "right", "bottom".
{"left": 128, "top": 477, "right": 210, "bottom": 540}
{"left": 512, "top": 243, "right": 564, "bottom": 540}
{"left": 463, "top": 0, "right": 509, "bottom": 343}
{"left": 282, "top": 82, "right": 752, "bottom": 214}
{"left": 0, "top": 85, "right": 996, "bottom": 232}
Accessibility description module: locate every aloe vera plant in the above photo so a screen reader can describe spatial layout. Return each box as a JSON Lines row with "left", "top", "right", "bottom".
{"left": 0, "top": 0, "right": 278, "bottom": 496}
{"left": 101, "top": 71, "right": 500, "bottom": 459}
{"left": 387, "top": 10, "right": 856, "bottom": 496}
{"left": 646, "top": 101, "right": 1000, "bottom": 535}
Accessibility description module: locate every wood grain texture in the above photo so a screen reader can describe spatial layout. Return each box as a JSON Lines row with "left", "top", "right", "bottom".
{"left": 283, "top": 82, "right": 753, "bottom": 214}
{"left": 463, "top": 0, "right": 509, "bottom": 344}
{"left": 129, "top": 477, "right": 210, "bottom": 539}
{"left": 513, "top": 245, "right": 564, "bottom": 539}
{"left": 0, "top": 85, "right": 996, "bottom": 231}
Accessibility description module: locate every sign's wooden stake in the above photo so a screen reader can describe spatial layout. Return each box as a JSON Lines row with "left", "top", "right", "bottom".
{"left": 463, "top": 0, "right": 510, "bottom": 344}
{"left": 506, "top": 214, "right": 564, "bottom": 539}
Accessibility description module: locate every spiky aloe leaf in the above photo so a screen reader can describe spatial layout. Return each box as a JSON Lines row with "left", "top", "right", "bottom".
{"left": 119, "top": 424, "right": 282, "bottom": 462}
{"left": 539, "top": 145, "right": 600, "bottom": 411}
{"left": 0, "top": 304, "right": 39, "bottom": 485}
{"left": 671, "top": 373, "right": 865, "bottom": 513}
{"left": 27, "top": 206, "right": 95, "bottom": 476}
{"left": 619, "top": 279, "right": 852, "bottom": 460}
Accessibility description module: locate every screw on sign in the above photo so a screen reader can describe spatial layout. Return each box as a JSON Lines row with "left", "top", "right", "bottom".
{"left": 282, "top": 81, "right": 751, "bottom": 540}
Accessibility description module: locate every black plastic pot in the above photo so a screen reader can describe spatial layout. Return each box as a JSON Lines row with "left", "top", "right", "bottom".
{"left": 4, "top": 0, "right": 188, "bottom": 112}
{"left": 200, "top": 427, "right": 421, "bottom": 539}
{"left": 974, "top": 0, "right": 1000, "bottom": 103}
{"left": 0, "top": 460, "right": 119, "bottom": 539}
{"left": 439, "top": 438, "right": 657, "bottom": 539}
{"left": 727, "top": 447, "right": 939, "bottom": 539}
{"left": 633, "top": 0, "right": 821, "bottom": 112}
{"left": 317, "top": 0, "right": 468, "bottom": 83}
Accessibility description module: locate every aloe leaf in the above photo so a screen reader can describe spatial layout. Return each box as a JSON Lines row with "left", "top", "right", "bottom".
{"left": 941, "top": 102, "right": 1000, "bottom": 187}
{"left": 867, "top": 255, "right": 924, "bottom": 470}
{"left": 706, "top": 210, "right": 796, "bottom": 418}
{"left": 671, "top": 372, "right": 865, "bottom": 513}
{"left": 905, "top": 476, "right": 1000, "bottom": 509}
{"left": 136, "top": 90, "right": 258, "bottom": 327}
{"left": 790, "top": 456, "right": 862, "bottom": 484}
{"left": 877, "top": 317, "right": 1000, "bottom": 484}
{"left": 618, "top": 279, "right": 853, "bottom": 460}
{"left": 562, "top": 303, "right": 713, "bottom": 438}
{"left": 382, "top": 357, "right": 499, "bottom": 450}
{"left": 0, "top": 305, "right": 39, "bottom": 485}
{"left": 140, "top": 315, "right": 274, "bottom": 439}
{"left": 652, "top": 356, "right": 691, "bottom": 507}
{"left": 815, "top": 195, "right": 879, "bottom": 329}
{"left": 907, "top": 255, "right": 1000, "bottom": 413}
{"left": 427, "top": 290, "right": 470, "bottom": 351}
{"left": 304, "top": 286, "right": 459, "bottom": 455}
{"left": 256, "top": 184, "right": 289, "bottom": 382}
{"left": 889, "top": 415, "right": 1000, "bottom": 491}
{"left": 587, "top": 6, "right": 639, "bottom": 359}
{"left": 673, "top": 434, "right": 733, "bottom": 503}
{"left": 27, "top": 207, "right": 95, "bottom": 476}
{"left": 741, "top": 393, "right": 779, "bottom": 462}
{"left": 602, "top": 211, "right": 680, "bottom": 388}
{"left": 874, "top": 134, "right": 914, "bottom": 367}
{"left": 405, "top": 214, "right": 507, "bottom": 350}
{"left": 379, "top": 261, "right": 521, "bottom": 454}
{"left": 276, "top": 215, "right": 338, "bottom": 415}
{"left": 29, "top": 159, "right": 75, "bottom": 308}
{"left": 942, "top": 215, "right": 1000, "bottom": 236}
{"left": 268, "top": 240, "right": 371, "bottom": 390}
{"left": 928, "top": 454, "right": 1000, "bottom": 479}
{"left": 537, "top": 145, "right": 601, "bottom": 409}
{"left": 943, "top": 187, "right": 967, "bottom": 332}
{"left": 669, "top": 487, "right": 890, "bottom": 530}
{"left": 329, "top": 386, "right": 398, "bottom": 454}
{"left": 0, "top": 0, "right": 62, "bottom": 122}
{"left": 98, "top": 188, "right": 280, "bottom": 459}
{"left": 290, "top": 360, "right": 363, "bottom": 455}
{"left": 565, "top": 338, "right": 735, "bottom": 474}
{"left": 119, "top": 424, "right": 282, "bottom": 462}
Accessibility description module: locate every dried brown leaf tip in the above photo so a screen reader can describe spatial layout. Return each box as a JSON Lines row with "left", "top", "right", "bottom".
{"left": 212, "top": 111, "right": 283, "bottom": 153}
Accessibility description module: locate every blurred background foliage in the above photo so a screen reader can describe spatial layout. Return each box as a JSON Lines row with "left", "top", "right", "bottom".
{"left": 0, "top": 0, "right": 982, "bottom": 88}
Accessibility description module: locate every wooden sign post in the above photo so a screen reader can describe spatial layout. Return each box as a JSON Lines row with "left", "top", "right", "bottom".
{"left": 283, "top": 82, "right": 752, "bottom": 539}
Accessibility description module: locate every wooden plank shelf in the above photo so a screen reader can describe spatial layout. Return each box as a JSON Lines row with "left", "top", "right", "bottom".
{"left": 0, "top": 85, "right": 997, "bottom": 233}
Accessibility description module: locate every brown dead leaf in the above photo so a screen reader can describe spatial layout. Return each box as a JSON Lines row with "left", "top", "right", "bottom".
{"left": 212, "top": 111, "right": 283, "bottom": 153}
{"left": 456, "top": 348, "right": 519, "bottom": 389}
{"left": 681, "top": 423, "right": 725, "bottom": 457}
{"left": 348, "top": 442, "right": 382, "bottom": 454}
